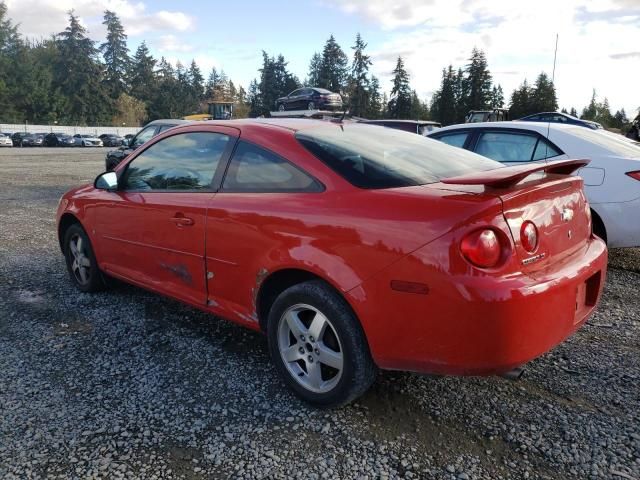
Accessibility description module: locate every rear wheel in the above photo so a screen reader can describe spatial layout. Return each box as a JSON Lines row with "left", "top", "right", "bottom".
{"left": 63, "top": 224, "right": 105, "bottom": 293}
{"left": 591, "top": 209, "right": 607, "bottom": 244}
{"left": 267, "top": 280, "right": 376, "bottom": 407}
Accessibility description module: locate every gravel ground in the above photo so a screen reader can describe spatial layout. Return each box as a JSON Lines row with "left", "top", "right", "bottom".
{"left": 1, "top": 147, "right": 639, "bottom": 480}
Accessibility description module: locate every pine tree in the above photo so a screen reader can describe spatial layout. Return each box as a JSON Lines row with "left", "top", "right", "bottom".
{"left": 612, "top": 108, "right": 629, "bottom": 129}
{"left": 205, "top": 67, "right": 219, "bottom": 99}
{"left": 462, "top": 47, "right": 493, "bottom": 112}
{"left": 490, "top": 85, "right": 504, "bottom": 108}
{"left": 54, "top": 10, "right": 110, "bottom": 123}
{"left": 318, "top": 35, "right": 348, "bottom": 94}
{"left": 129, "top": 41, "right": 156, "bottom": 106}
{"left": 509, "top": 80, "right": 532, "bottom": 119}
{"left": 569, "top": 107, "right": 578, "bottom": 117}
{"left": 430, "top": 66, "right": 459, "bottom": 125}
{"left": 307, "top": 52, "right": 322, "bottom": 87}
{"left": 581, "top": 90, "right": 598, "bottom": 120}
{"left": 388, "top": 56, "right": 412, "bottom": 119}
{"left": 530, "top": 72, "right": 557, "bottom": 112}
{"left": 187, "top": 59, "right": 204, "bottom": 111}
{"left": 100, "top": 10, "right": 129, "bottom": 99}
{"left": 348, "top": 33, "right": 371, "bottom": 116}
{"left": 367, "top": 75, "right": 382, "bottom": 119}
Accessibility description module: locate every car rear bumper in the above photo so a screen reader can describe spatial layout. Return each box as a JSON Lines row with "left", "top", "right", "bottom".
{"left": 592, "top": 198, "right": 640, "bottom": 248}
{"left": 319, "top": 102, "right": 343, "bottom": 111}
{"left": 349, "top": 236, "right": 607, "bottom": 376}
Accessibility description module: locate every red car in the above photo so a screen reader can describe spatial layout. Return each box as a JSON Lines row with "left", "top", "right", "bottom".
{"left": 57, "top": 120, "right": 607, "bottom": 407}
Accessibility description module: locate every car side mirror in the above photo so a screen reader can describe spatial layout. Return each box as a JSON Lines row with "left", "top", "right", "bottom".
{"left": 95, "top": 171, "right": 118, "bottom": 191}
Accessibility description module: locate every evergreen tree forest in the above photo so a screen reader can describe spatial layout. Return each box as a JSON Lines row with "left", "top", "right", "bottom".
{"left": 0, "top": 3, "right": 633, "bottom": 129}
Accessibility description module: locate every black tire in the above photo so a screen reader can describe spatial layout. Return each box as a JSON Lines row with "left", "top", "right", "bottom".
{"left": 307, "top": 101, "right": 316, "bottom": 110}
{"left": 63, "top": 223, "right": 105, "bottom": 293}
{"left": 591, "top": 209, "right": 607, "bottom": 244}
{"left": 278, "top": 103, "right": 285, "bottom": 112}
{"left": 267, "top": 280, "right": 376, "bottom": 408}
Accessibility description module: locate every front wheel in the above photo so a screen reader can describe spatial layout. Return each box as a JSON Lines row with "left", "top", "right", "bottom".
{"left": 307, "top": 101, "right": 316, "bottom": 110}
{"left": 267, "top": 280, "right": 376, "bottom": 407}
{"left": 278, "top": 103, "right": 285, "bottom": 112}
{"left": 63, "top": 223, "right": 105, "bottom": 293}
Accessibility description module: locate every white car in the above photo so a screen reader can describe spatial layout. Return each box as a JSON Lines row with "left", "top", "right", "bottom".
{"left": 427, "top": 122, "right": 640, "bottom": 247}
{"left": 72, "top": 134, "right": 103, "bottom": 147}
{"left": 0, "top": 133, "right": 13, "bottom": 147}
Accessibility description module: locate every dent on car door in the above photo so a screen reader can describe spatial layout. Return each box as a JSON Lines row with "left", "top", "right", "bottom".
{"left": 204, "top": 140, "right": 323, "bottom": 325}
{"left": 94, "top": 129, "right": 237, "bottom": 305}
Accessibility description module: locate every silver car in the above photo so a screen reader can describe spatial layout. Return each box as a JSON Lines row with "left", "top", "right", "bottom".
{"left": 73, "top": 134, "right": 103, "bottom": 147}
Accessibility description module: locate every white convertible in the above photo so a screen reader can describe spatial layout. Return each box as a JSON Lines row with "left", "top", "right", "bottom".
{"left": 428, "top": 122, "right": 640, "bottom": 248}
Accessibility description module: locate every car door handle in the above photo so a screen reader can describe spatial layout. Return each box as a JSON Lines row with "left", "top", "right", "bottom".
{"left": 170, "top": 215, "right": 194, "bottom": 227}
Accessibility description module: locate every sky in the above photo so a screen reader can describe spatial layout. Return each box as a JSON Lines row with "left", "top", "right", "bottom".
{"left": 4, "top": 0, "right": 640, "bottom": 115}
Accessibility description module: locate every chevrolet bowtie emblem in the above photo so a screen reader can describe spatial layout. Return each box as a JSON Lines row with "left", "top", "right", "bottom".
{"left": 561, "top": 208, "right": 574, "bottom": 222}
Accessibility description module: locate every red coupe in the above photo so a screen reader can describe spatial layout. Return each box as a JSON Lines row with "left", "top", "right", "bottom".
{"left": 57, "top": 119, "right": 607, "bottom": 407}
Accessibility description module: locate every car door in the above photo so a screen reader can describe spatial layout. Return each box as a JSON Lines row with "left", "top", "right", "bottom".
{"left": 471, "top": 130, "right": 564, "bottom": 164}
{"left": 93, "top": 128, "right": 238, "bottom": 305}
{"left": 204, "top": 140, "right": 323, "bottom": 323}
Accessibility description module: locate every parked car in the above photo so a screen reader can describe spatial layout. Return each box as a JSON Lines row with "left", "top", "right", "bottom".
{"left": 275, "top": 87, "right": 343, "bottom": 112}
{"left": 58, "top": 119, "right": 606, "bottom": 407}
{"left": 0, "top": 133, "right": 13, "bottom": 147}
{"left": 517, "top": 112, "right": 603, "bottom": 130}
{"left": 105, "top": 119, "right": 190, "bottom": 171}
{"left": 14, "top": 133, "right": 42, "bottom": 147}
{"left": 427, "top": 122, "right": 640, "bottom": 247}
{"left": 11, "top": 132, "right": 32, "bottom": 147}
{"left": 99, "top": 133, "right": 124, "bottom": 147}
{"left": 73, "top": 134, "right": 103, "bottom": 147}
{"left": 359, "top": 119, "right": 441, "bottom": 135}
{"left": 44, "top": 132, "right": 76, "bottom": 147}
{"left": 34, "top": 133, "right": 47, "bottom": 146}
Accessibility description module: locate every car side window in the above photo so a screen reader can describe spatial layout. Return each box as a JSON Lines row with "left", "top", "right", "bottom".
{"left": 436, "top": 132, "right": 469, "bottom": 148}
{"left": 131, "top": 126, "right": 156, "bottom": 148}
{"left": 122, "top": 132, "right": 230, "bottom": 191}
{"left": 290, "top": 89, "right": 302, "bottom": 97}
{"left": 475, "top": 132, "right": 538, "bottom": 162}
{"left": 158, "top": 124, "right": 176, "bottom": 133}
{"left": 222, "top": 141, "right": 321, "bottom": 192}
{"left": 532, "top": 138, "right": 563, "bottom": 160}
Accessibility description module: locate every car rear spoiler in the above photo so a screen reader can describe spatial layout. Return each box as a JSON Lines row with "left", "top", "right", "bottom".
{"left": 441, "top": 159, "right": 590, "bottom": 189}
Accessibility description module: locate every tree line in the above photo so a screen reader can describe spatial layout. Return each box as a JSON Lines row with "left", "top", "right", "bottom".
{"left": 0, "top": 3, "right": 634, "bottom": 129}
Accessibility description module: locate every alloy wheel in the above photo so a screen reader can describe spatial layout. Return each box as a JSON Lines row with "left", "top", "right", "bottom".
{"left": 277, "top": 303, "right": 343, "bottom": 394}
{"left": 69, "top": 234, "right": 91, "bottom": 285}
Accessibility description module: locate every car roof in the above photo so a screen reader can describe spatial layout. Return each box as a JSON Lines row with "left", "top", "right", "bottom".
{"left": 198, "top": 118, "right": 340, "bottom": 132}
{"left": 362, "top": 119, "right": 440, "bottom": 125}
{"left": 430, "top": 121, "right": 586, "bottom": 135}
{"left": 146, "top": 119, "right": 191, "bottom": 126}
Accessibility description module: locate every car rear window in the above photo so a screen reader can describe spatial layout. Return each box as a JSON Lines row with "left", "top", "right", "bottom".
{"left": 295, "top": 123, "right": 500, "bottom": 189}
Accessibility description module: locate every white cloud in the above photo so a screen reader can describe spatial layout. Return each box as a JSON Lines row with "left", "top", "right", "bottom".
{"left": 4, "top": 0, "right": 194, "bottom": 40}
{"left": 324, "top": 0, "right": 640, "bottom": 113}
{"left": 157, "top": 34, "right": 194, "bottom": 53}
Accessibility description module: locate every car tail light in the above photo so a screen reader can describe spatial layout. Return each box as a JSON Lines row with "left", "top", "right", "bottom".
{"left": 520, "top": 221, "right": 538, "bottom": 252}
{"left": 626, "top": 171, "right": 640, "bottom": 181}
{"left": 460, "top": 229, "right": 502, "bottom": 268}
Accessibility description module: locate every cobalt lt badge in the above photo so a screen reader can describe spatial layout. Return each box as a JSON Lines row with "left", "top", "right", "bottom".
{"left": 561, "top": 208, "right": 574, "bottom": 222}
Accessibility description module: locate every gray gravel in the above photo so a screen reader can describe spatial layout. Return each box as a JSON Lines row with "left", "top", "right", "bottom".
{"left": 1, "top": 147, "right": 639, "bottom": 480}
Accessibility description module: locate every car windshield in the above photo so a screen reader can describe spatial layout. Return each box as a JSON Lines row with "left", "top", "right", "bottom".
{"left": 296, "top": 123, "right": 500, "bottom": 189}
{"left": 568, "top": 127, "right": 640, "bottom": 158}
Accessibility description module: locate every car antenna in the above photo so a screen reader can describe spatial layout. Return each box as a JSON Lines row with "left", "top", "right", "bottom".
{"left": 546, "top": 34, "right": 559, "bottom": 143}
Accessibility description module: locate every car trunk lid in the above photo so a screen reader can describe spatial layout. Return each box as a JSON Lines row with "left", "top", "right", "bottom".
{"left": 437, "top": 159, "right": 592, "bottom": 274}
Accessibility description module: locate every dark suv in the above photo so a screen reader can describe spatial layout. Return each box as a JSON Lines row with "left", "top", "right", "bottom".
{"left": 275, "top": 88, "right": 343, "bottom": 112}
{"left": 105, "top": 119, "right": 190, "bottom": 171}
